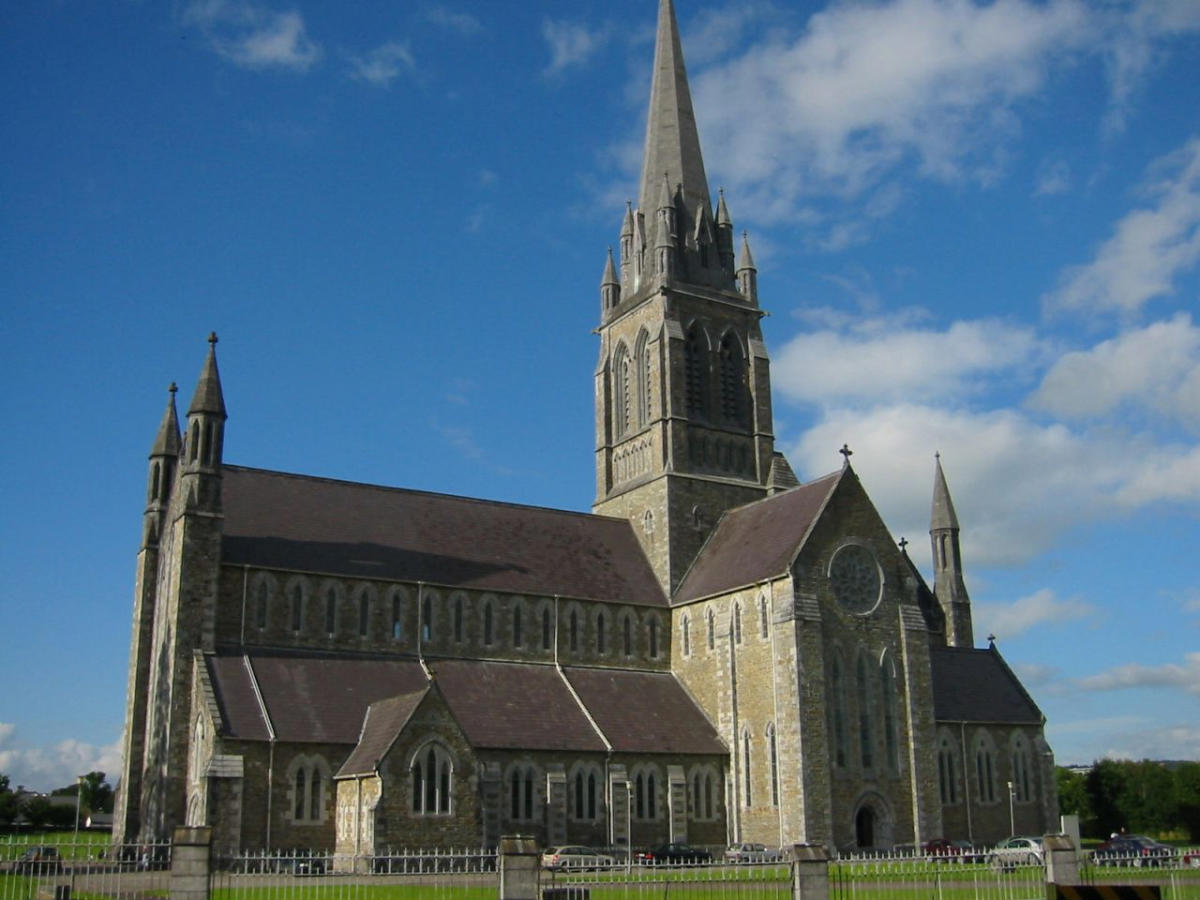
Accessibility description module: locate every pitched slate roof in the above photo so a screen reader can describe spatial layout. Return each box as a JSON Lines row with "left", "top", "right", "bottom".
{"left": 563, "top": 667, "right": 726, "bottom": 755}
{"left": 429, "top": 660, "right": 607, "bottom": 753}
{"left": 206, "top": 649, "right": 429, "bottom": 744}
{"left": 337, "top": 690, "right": 427, "bottom": 777}
{"left": 674, "top": 471, "right": 842, "bottom": 603}
{"left": 930, "top": 647, "right": 1044, "bottom": 724}
{"left": 220, "top": 466, "right": 665, "bottom": 606}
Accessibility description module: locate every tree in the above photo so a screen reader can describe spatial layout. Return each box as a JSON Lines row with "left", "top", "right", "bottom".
{"left": 79, "top": 772, "right": 114, "bottom": 815}
{"left": 1085, "top": 759, "right": 1126, "bottom": 837}
{"left": 1056, "top": 768, "right": 1093, "bottom": 828}
{"left": 0, "top": 774, "right": 16, "bottom": 826}
{"left": 21, "top": 796, "right": 52, "bottom": 829}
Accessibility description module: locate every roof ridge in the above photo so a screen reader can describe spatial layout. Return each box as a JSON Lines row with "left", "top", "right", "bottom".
{"left": 223, "top": 463, "right": 635, "bottom": 526}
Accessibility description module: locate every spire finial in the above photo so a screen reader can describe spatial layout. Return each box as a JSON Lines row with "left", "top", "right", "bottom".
{"left": 208, "top": 331, "right": 218, "bottom": 346}
{"left": 898, "top": 537, "right": 908, "bottom": 552}
{"left": 839, "top": 443, "right": 853, "bottom": 465}
{"left": 168, "top": 382, "right": 177, "bottom": 396}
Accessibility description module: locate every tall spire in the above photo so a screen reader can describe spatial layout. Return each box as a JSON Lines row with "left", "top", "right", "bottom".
{"left": 931, "top": 452, "right": 960, "bottom": 531}
{"left": 151, "top": 383, "right": 181, "bottom": 459}
{"left": 638, "top": 0, "right": 710, "bottom": 221}
{"left": 188, "top": 332, "right": 226, "bottom": 418}
{"left": 930, "top": 453, "right": 973, "bottom": 648}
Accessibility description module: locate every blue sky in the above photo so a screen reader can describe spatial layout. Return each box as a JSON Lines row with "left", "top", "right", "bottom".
{"left": 2, "top": 0, "right": 1199, "bottom": 793}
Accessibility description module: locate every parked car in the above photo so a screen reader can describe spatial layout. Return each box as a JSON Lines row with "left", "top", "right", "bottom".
{"left": 1091, "top": 836, "right": 1176, "bottom": 867}
{"left": 986, "top": 836, "right": 1044, "bottom": 872}
{"left": 541, "top": 846, "right": 616, "bottom": 871}
{"left": 15, "top": 846, "right": 62, "bottom": 875}
{"left": 635, "top": 843, "right": 712, "bottom": 865}
{"left": 724, "top": 842, "right": 783, "bottom": 863}
{"left": 1182, "top": 849, "right": 1200, "bottom": 868}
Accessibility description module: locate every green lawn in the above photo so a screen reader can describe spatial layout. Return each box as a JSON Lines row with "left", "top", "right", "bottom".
{"left": 0, "top": 831, "right": 113, "bottom": 862}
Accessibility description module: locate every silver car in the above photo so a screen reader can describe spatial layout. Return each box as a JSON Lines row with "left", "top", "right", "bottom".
{"left": 541, "top": 846, "right": 616, "bottom": 871}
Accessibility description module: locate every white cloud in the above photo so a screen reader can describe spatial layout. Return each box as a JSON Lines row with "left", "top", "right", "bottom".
{"left": 0, "top": 724, "right": 122, "bottom": 794}
{"left": 773, "top": 314, "right": 1043, "bottom": 406}
{"left": 1071, "top": 652, "right": 1200, "bottom": 696}
{"left": 184, "top": 0, "right": 321, "bottom": 71}
{"left": 1046, "top": 137, "right": 1200, "bottom": 316}
{"left": 1035, "top": 159, "right": 1072, "bottom": 196}
{"left": 349, "top": 41, "right": 416, "bottom": 87}
{"left": 542, "top": 19, "right": 609, "bottom": 77}
{"left": 1101, "top": 0, "right": 1200, "bottom": 133}
{"left": 975, "top": 588, "right": 1096, "bottom": 641}
{"left": 1094, "top": 722, "right": 1200, "bottom": 762}
{"left": 424, "top": 6, "right": 482, "bottom": 36}
{"left": 690, "top": 0, "right": 1091, "bottom": 224}
{"left": 1030, "top": 313, "right": 1200, "bottom": 428}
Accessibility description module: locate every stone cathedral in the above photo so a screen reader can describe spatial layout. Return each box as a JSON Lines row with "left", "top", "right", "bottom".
{"left": 115, "top": 0, "right": 1057, "bottom": 858}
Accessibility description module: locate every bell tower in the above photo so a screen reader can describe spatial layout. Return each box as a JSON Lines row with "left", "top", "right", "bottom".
{"left": 593, "top": 0, "right": 782, "bottom": 596}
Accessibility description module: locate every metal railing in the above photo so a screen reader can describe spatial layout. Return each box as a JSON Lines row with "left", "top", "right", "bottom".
{"left": 0, "top": 838, "right": 171, "bottom": 900}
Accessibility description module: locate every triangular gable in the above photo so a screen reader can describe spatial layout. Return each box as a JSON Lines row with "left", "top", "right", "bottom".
{"left": 930, "top": 646, "right": 1044, "bottom": 724}
{"left": 336, "top": 687, "right": 428, "bottom": 778}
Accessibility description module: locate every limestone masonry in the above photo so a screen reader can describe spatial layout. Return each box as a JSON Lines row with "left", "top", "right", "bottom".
{"left": 115, "top": 0, "right": 1057, "bottom": 856}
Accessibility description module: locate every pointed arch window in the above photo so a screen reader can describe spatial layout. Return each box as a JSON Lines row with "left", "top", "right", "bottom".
{"left": 412, "top": 744, "right": 453, "bottom": 815}
{"left": 421, "top": 594, "right": 432, "bottom": 643}
{"left": 938, "top": 735, "right": 958, "bottom": 804}
{"left": 633, "top": 767, "right": 658, "bottom": 820}
{"left": 856, "top": 652, "right": 874, "bottom": 768}
{"left": 512, "top": 602, "right": 523, "bottom": 648}
{"left": 614, "top": 344, "right": 632, "bottom": 438}
{"left": 454, "top": 595, "right": 464, "bottom": 643}
{"left": 975, "top": 736, "right": 997, "bottom": 803}
{"left": 569, "top": 609, "right": 579, "bottom": 652}
{"left": 255, "top": 581, "right": 268, "bottom": 630}
{"left": 759, "top": 595, "right": 769, "bottom": 639}
{"left": 290, "top": 757, "right": 328, "bottom": 824}
{"left": 483, "top": 600, "right": 494, "bottom": 645}
{"left": 648, "top": 617, "right": 659, "bottom": 658}
{"left": 358, "top": 589, "right": 370, "bottom": 637}
{"left": 542, "top": 607, "right": 552, "bottom": 651}
{"left": 510, "top": 765, "right": 536, "bottom": 821}
{"left": 635, "top": 330, "right": 652, "bottom": 428}
{"left": 719, "top": 333, "right": 747, "bottom": 426}
{"left": 684, "top": 326, "right": 708, "bottom": 418}
{"left": 597, "top": 611, "right": 606, "bottom": 654}
{"left": 681, "top": 614, "right": 691, "bottom": 657}
{"left": 623, "top": 615, "right": 632, "bottom": 656}
{"left": 571, "top": 768, "right": 600, "bottom": 821}
{"left": 881, "top": 659, "right": 899, "bottom": 773}
{"left": 324, "top": 587, "right": 337, "bottom": 635}
{"left": 290, "top": 583, "right": 304, "bottom": 633}
{"left": 690, "top": 767, "right": 717, "bottom": 820}
{"left": 1012, "top": 736, "right": 1032, "bottom": 802}
{"left": 831, "top": 654, "right": 848, "bottom": 768}
{"left": 391, "top": 593, "right": 403, "bottom": 641}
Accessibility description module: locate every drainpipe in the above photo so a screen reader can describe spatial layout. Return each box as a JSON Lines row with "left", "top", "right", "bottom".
{"left": 765, "top": 580, "right": 783, "bottom": 848}
{"left": 239, "top": 565, "right": 249, "bottom": 646}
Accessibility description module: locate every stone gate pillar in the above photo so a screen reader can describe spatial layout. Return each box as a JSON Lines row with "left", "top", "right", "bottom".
{"left": 791, "top": 843, "right": 830, "bottom": 900}
{"left": 170, "top": 826, "right": 212, "bottom": 900}
{"left": 498, "top": 835, "right": 540, "bottom": 900}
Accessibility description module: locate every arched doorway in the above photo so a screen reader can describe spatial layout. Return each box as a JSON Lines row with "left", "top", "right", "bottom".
{"left": 855, "top": 806, "right": 875, "bottom": 848}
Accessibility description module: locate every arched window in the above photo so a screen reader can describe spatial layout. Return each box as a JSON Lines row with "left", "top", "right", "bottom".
{"left": 255, "top": 581, "right": 268, "bottom": 630}
{"left": 391, "top": 591, "right": 404, "bottom": 641}
{"left": 324, "top": 586, "right": 337, "bottom": 635}
{"left": 706, "top": 608, "right": 715, "bottom": 650}
{"left": 690, "top": 767, "right": 718, "bottom": 821}
{"left": 569, "top": 609, "right": 579, "bottom": 652}
{"left": 512, "top": 601, "right": 523, "bottom": 648}
{"left": 759, "top": 595, "right": 769, "bottom": 639}
{"left": 454, "top": 595, "right": 464, "bottom": 643}
{"left": 189, "top": 421, "right": 200, "bottom": 462}
{"left": 719, "top": 332, "right": 747, "bottom": 426}
{"left": 290, "top": 582, "right": 304, "bottom": 633}
{"left": 357, "top": 588, "right": 370, "bottom": 637}
{"left": 294, "top": 768, "right": 306, "bottom": 820}
{"left": 421, "top": 593, "right": 433, "bottom": 642}
{"left": 571, "top": 767, "right": 601, "bottom": 821}
{"left": 483, "top": 600, "right": 494, "bottom": 645}
{"left": 509, "top": 765, "right": 536, "bottom": 821}
{"left": 767, "top": 723, "right": 779, "bottom": 807}
{"left": 648, "top": 617, "right": 659, "bottom": 658}
{"left": 613, "top": 344, "right": 632, "bottom": 438}
{"left": 637, "top": 330, "right": 653, "bottom": 428}
{"left": 681, "top": 614, "right": 691, "bottom": 657}
{"left": 290, "top": 756, "right": 329, "bottom": 824}
{"left": 831, "top": 654, "right": 848, "bottom": 768}
{"left": 542, "top": 606, "right": 552, "bottom": 650}
{"left": 597, "top": 611, "right": 606, "bottom": 654}
{"left": 975, "top": 734, "right": 997, "bottom": 803}
{"left": 742, "top": 729, "right": 753, "bottom": 806}
{"left": 623, "top": 615, "right": 633, "bottom": 656}
{"left": 411, "top": 743, "right": 453, "bottom": 815}
{"left": 881, "top": 658, "right": 899, "bottom": 773}
{"left": 938, "top": 734, "right": 958, "bottom": 804}
{"left": 856, "top": 652, "right": 874, "bottom": 768}
{"left": 1012, "top": 736, "right": 1033, "bottom": 802}
{"left": 684, "top": 326, "right": 708, "bottom": 418}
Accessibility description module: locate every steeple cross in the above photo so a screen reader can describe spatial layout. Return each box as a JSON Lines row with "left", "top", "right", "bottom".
{"left": 898, "top": 537, "right": 908, "bottom": 552}
{"left": 839, "top": 443, "right": 853, "bottom": 464}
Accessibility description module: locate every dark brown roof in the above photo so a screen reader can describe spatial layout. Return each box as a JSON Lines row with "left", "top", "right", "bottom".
{"left": 674, "top": 471, "right": 842, "bottom": 603}
{"left": 563, "top": 667, "right": 726, "bottom": 755}
{"left": 205, "top": 655, "right": 271, "bottom": 741}
{"left": 220, "top": 466, "right": 665, "bottom": 606}
{"left": 337, "top": 690, "right": 427, "bottom": 777}
{"left": 209, "top": 649, "right": 429, "bottom": 744}
{"left": 930, "top": 647, "right": 1043, "bottom": 724}
{"left": 429, "top": 660, "right": 607, "bottom": 752}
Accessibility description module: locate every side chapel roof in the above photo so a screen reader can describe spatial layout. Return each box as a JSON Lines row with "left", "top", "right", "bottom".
{"left": 337, "top": 689, "right": 428, "bottom": 777}
{"left": 674, "top": 470, "right": 843, "bottom": 603}
{"left": 929, "top": 646, "right": 1044, "bottom": 724}
{"left": 219, "top": 466, "right": 666, "bottom": 606}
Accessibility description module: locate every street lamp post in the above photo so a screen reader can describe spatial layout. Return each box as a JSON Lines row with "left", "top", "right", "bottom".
{"left": 73, "top": 775, "right": 84, "bottom": 840}
{"left": 1007, "top": 780, "right": 1016, "bottom": 836}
